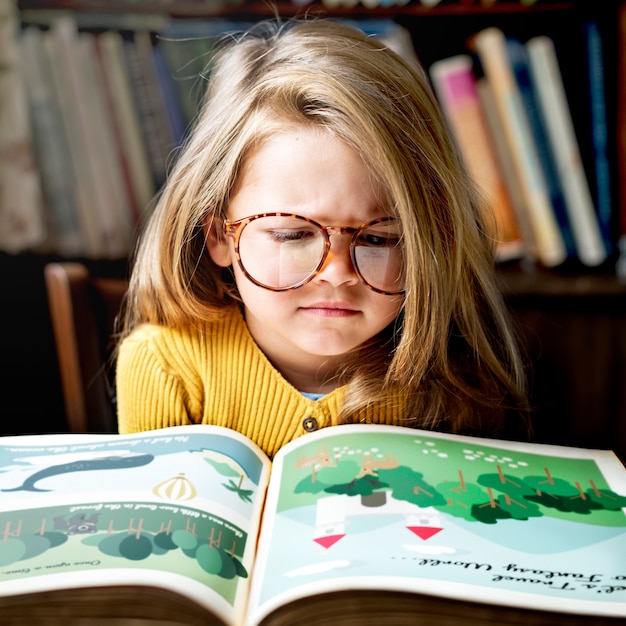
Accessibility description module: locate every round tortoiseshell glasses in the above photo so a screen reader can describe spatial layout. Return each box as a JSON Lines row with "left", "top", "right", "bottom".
{"left": 222, "top": 213, "right": 405, "bottom": 295}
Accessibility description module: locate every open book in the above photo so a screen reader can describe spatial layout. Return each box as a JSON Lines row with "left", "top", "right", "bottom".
{"left": 0, "top": 424, "right": 624, "bottom": 625}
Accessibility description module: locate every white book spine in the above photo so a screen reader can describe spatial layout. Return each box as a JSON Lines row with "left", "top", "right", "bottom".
{"left": 97, "top": 30, "right": 156, "bottom": 220}
{"left": 526, "top": 35, "right": 606, "bottom": 267}
{"left": 79, "top": 33, "right": 134, "bottom": 256}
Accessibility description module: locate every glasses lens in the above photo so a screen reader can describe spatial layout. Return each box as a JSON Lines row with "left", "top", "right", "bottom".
{"left": 353, "top": 221, "right": 405, "bottom": 294}
{"left": 238, "top": 216, "right": 325, "bottom": 289}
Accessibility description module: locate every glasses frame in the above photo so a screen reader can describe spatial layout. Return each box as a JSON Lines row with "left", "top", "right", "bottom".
{"left": 222, "top": 212, "right": 405, "bottom": 295}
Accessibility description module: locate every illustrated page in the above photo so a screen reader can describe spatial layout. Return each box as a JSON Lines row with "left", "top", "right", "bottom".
{"left": 247, "top": 425, "right": 626, "bottom": 624}
{"left": 0, "top": 426, "right": 271, "bottom": 625}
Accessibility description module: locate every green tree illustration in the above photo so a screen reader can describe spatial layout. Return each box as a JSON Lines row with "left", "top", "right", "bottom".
{"left": 223, "top": 475, "right": 254, "bottom": 503}
{"left": 377, "top": 466, "right": 446, "bottom": 508}
{"left": 436, "top": 472, "right": 494, "bottom": 522}
{"left": 521, "top": 467, "right": 623, "bottom": 515}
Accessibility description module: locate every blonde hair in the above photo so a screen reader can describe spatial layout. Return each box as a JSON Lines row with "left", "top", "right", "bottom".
{"left": 118, "top": 18, "right": 529, "bottom": 434}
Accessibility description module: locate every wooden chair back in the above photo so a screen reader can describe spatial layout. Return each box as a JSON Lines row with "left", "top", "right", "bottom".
{"left": 44, "top": 262, "right": 128, "bottom": 433}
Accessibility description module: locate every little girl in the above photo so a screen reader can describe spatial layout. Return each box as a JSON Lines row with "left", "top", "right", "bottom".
{"left": 115, "top": 18, "right": 530, "bottom": 458}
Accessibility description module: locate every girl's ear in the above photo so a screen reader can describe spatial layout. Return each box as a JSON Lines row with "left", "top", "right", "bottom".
{"left": 204, "top": 215, "right": 232, "bottom": 267}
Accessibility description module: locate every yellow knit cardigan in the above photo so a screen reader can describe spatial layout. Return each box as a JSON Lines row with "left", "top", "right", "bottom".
{"left": 116, "top": 307, "right": 406, "bottom": 458}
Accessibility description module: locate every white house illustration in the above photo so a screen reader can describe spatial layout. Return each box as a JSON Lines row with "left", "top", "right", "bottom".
{"left": 313, "top": 492, "right": 443, "bottom": 548}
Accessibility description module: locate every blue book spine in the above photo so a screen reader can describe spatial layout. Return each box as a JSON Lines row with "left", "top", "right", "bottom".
{"left": 506, "top": 37, "right": 576, "bottom": 260}
{"left": 123, "top": 38, "right": 168, "bottom": 190}
{"left": 152, "top": 43, "right": 188, "bottom": 148}
{"left": 584, "top": 21, "right": 614, "bottom": 255}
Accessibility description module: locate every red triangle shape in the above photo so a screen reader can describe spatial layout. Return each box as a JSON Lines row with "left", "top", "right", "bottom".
{"left": 407, "top": 526, "right": 443, "bottom": 540}
{"left": 313, "top": 534, "right": 345, "bottom": 549}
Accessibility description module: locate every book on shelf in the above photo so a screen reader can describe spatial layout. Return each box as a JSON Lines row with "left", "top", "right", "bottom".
{"left": 525, "top": 34, "right": 607, "bottom": 268}
{"left": 429, "top": 54, "right": 524, "bottom": 262}
{"left": 18, "top": 11, "right": 169, "bottom": 235}
{"left": 47, "top": 16, "right": 131, "bottom": 259}
{"left": 619, "top": 3, "right": 626, "bottom": 278}
{"left": 18, "top": 26, "right": 84, "bottom": 258}
{"left": 123, "top": 32, "right": 173, "bottom": 191}
{"left": 94, "top": 29, "right": 157, "bottom": 225}
{"left": 152, "top": 42, "right": 188, "bottom": 149}
{"left": 40, "top": 24, "right": 103, "bottom": 258}
{"left": 134, "top": 29, "right": 183, "bottom": 176}
{"left": 92, "top": 31, "right": 144, "bottom": 227}
{"left": 471, "top": 27, "right": 567, "bottom": 269}
{"left": 584, "top": 20, "right": 615, "bottom": 258}
{"left": 79, "top": 31, "right": 135, "bottom": 254}
{"left": 505, "top": 36, "right": 577, "bottom": 264}
{"left": 475, "top": 70, "right": 537, "bottom": 265}
{"left": 0, "top": 423, "right": 624, "bottom": 625}
{"left": 0, "top": 0, "right": 47, "bottom": 255}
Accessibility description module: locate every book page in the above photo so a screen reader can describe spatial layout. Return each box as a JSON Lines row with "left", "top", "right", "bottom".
{"left": 0, "top": 425, "right": 271, "bottom": 626}
{"left": 246, "top": 424, "right": 626, "bottom": 625}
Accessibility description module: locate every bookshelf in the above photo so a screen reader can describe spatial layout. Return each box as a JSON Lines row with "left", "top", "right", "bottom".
{"left": 12, "top": 0, "right": 624, "bottom": 270}
{"left": 15, "top": 1, "right": 580, "bottom": 18}
{"left": 3, "top": 0, "right": 626, "bottom": 460}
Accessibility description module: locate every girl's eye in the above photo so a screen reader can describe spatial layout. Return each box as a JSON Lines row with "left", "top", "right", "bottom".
{"left": 357, "top": 232, "right": 400, "bottom": 247}
{"left": 269, "top": 229, "right": 317, "bottom": 243}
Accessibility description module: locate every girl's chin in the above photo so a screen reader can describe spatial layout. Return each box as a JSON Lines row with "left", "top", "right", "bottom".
{"left": 293, "top": 341, "right": 361, "bottom": 360}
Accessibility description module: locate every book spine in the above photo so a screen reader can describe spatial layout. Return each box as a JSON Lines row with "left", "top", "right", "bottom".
{"left": 618, "top": 4, "right": 626, "bottom": 280}
{"left": 92, "top": 31, "right": 141, "bottom": 227}
{"left": 123, "top": 36, "right": 169, "bottom": 190}
{"left": 0, "top": 0, "right": 47, "bottom": 254}
{"left": 134, "top": 30, "right": 179, "bottom": 177}
{"left": 472, "top": 27, "right": 567, "bottom": 268}
{"left": 152, "top": 43, "right": 188, "bottom": 148}
{"left": 80, "top": 32, "right": 134, "bottom": 257}
{"left": 19, "top": 26, "right": 85, "bottom": 258}
{"left": 41, "top": 29, "right": 103, "bottom": 258}
{"left": 475, "top": 74, "right": 536, "bottom": 266}
{"left": 429, "top": 54, "right": 524, "bottom": 261}
{"left": 506, "top": 36, "right": 577, "bottom": 263}
{"left": 50, "top": 16, "right": 128, "bottom": 258}
{"left": 526, "top": 35, "right": 607, "bottom": 267}
{"left": 96, "top": 30, "right": 156, "bottom": 223}
{"left": 584, "top": 21, "right": 614, "bottom": 258}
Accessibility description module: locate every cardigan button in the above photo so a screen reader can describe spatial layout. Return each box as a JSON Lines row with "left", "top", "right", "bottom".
{"left": 302, "top": 417, "right": 318, "bottom": 432}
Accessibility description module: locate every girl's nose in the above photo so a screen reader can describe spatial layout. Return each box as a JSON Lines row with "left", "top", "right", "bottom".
{"left": 313, "top": 233, "right": 359, "bottom": 287}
